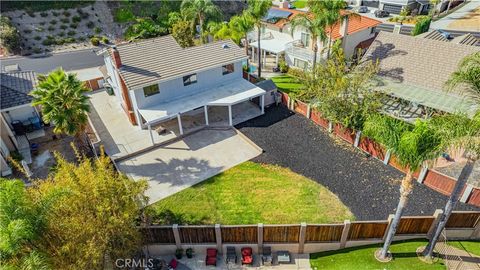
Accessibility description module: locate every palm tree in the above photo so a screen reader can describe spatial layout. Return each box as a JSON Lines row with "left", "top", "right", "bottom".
{"left": 181, "top": 0, "right": 221, "bottom": 44}
{"left": 230, "top": 12, "right": 255, "bottom": 63}
{"left": 30, "top": 68, "right": 90, "bottom": 138}
{"left": 445, "top": 52, "right": 480, "bottom": 103}
{"left": 247, "top": 0, "right": 272, "bottom": 78}
{"left": 309, "top": 0, "right": 347, "bottom": 59}
{"left": 422, "top": 52, "right": 480, "bottom": 260}
{"left": 363, "top": 114, "right": 443, "bottom": 260}
{"left": 290, "top": 13, "right": 327, "bottom": 71}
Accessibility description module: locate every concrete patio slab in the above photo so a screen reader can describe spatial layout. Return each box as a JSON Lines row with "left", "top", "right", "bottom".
{"left": 116, "top": 128, "right": 262, "bottom": 204}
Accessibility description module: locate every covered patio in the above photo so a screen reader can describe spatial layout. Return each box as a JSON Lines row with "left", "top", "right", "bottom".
{"left": 248, "top": 31, "right": 292, "bottom": 69}
{"left": 138, "top": 79, "right": 266, "bottom": 146}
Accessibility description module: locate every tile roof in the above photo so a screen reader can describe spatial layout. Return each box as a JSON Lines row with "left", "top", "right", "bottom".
{"left": 114, "top": 36, "right": 247, "bottom": 89}
{"left": 452, "top": 34, "right": 480, "bottom": 46}
{"left": 265, "top": 8, "right": 381, "bottom": 40}
{"left": 416, "top": 30, "right": 449, "bottom": 42}
{"left": 363, "top": 31, "right": 480, "bottom": 94}
{"left": 0, "top": 71, "right": 37, "bottom": 110}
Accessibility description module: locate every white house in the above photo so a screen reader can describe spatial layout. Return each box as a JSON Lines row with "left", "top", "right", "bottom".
{"left": 102, "top": 36, "right": 267, "bottom": 143}
{"left": 248, "top": 7, "right": 381, "bottom": 69}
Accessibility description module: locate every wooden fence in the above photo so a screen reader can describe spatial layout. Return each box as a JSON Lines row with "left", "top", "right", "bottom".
{"left": 280, "top": 91, "right": 480, "bottom": 208}
{"left": 141, "top": 211, "right": 480, "bottom": 254}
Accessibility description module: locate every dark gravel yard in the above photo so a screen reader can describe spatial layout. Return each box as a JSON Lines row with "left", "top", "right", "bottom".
{"left": 236, "top": 106, "right": 478, "bottom": 221}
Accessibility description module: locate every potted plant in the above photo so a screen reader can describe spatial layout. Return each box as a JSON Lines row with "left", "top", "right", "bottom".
{"left": 175, "top": 248, "right": 183, "bottom": 259}
{"left": 186, "top": 248, "right": 194, "bottom": 258}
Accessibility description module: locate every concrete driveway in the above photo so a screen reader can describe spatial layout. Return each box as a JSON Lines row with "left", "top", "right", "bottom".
{"left": 116, "top": 128, "right": 262, "bottom": 204}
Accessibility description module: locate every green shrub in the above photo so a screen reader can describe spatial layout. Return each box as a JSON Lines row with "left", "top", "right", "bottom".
{"left": 63, "top": 11, "right": 71, "bottom": 17}
{"left": 86, "top": 21, "right": 94, "bottom": 28}
{"left": 287, "top": 67, "right": 305, "bottom": 78}
{"left": 9, "top": 151, "right": 23, "bottom": 163}
{"left": 60, "top": 24, "right": 68, "bottom": 30}
{"left": 69, "top": 23, "right": 78, "bottom": 29}
{"left": 23, "top": 29, "right": 32, "bottom": 34}
{"left": 60, "top": 17, "right": 70, "bottom": 24}
{"left": 47, "top": 26, "right": 55, "bottom": 31}
{"left": 114, "top": 8, "right": 135, "bottom": 23}
{"left": 49, "top": 20, "right": 57, "bottom": 25}
{"left": 40, "top": 12, "right": 49, "bottom": 17}
{"left": 412, "top": 16, "right": 432, "bottom": 36}
{"left": 101, "top": 36, "right": 109, "bottom": 44}
{"left": 399, "top": 6, "right": 411, "bottom": 16}
{"left": 67, "top": 30, "right": 76, "bottom": 36}
{"left": 55, "top": 38, "right": 65, "bottom": 45}
{"left": 58, "top": 31, "right": 65, "bottom": 37}
{"left": 32, "top": 47, "right": 42, "bottom": 53}
{"left": 72, "top": 15, "right": 81, "bottom": 23}
{"left": 94, "top": 26, "right": 101, "bottom": 34}
{"left": 64, "top": 37, "right": 75, "bottom": 43}
{"left": 34, "top": 35, "right": 41, "bottom": 41}
{"left": 36, "top": 26, "right": 45, "bottom": 32}
{"left": 42, "top": 38, "right": 55, "bottom": 46}
{"left": 90, "top": 36, "right": 100, "bottom": 46}
{"left": 279, "top": 60, "right": 289, "bottom": 73}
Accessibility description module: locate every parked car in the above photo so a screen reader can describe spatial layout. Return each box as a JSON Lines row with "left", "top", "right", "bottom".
{"left": 357, "top": 6, "right": 369, "bottom": 13}
{"left": 374, "top": 9, "right": 390, "bottom": 17}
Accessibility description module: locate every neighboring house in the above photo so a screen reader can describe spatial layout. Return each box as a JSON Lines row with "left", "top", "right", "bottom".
{"left": 101, "top": 35, "right": 266, "bottom": 135}
{"left": 362, "top": 31, "right": 479, "bottom": 122}
{"left": 248, "top": 6, "right": 381, "bottom": 69}
{"left": 0, "top": 71, "right": 41, "bottom": 176}
{"left": 378, "top": 0, "right": 430, "bottom": 14}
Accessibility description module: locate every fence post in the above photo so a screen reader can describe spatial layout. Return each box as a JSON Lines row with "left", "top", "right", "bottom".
{"left": 417, "top": 165, "right": 429, "bottom": 184}
{"left": 340, "top": 220, "right": 351, "bottom": 249}
{"left": 258, "top": 223, "right": 264, "bottom": 251}
{"left": 215, "top": 224, "right": 222, "bottom": 254}
{"left": 383, "top": 150, "right": 392, "bottom": 165}
{"left": 306, "top": 105, "right": 311, "bottom": 119}
{"left": 172, "top": 224, "right": 182, "bottom": 249}
{"left": 353, "top": 131, "right": 362, "bottom": 148}
{"left": 328, "top": 122, "right": 333, "bottom": 133}
{"left": 298, "top": 222, "right": 307, "bottom": 254}
{"left": 460, "top": 184, "right": 474, "bottom": 203}
{"left": 383, "top": 214, "right": 395, "bottom": 241}
{"left": 427, "top": 209, "right": 443, "bottom": 239}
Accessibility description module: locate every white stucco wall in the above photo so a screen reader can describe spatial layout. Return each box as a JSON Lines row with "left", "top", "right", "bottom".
{"left": 131, "top": 61, "right": 243, "bottom": 110}
{"left": 3, "top": 106, "right": 38, "bottom": 124}
{"left": 104, "top": 55, "right": 124, "bottom": 105}
{"left": 342, "top": 27, "right": 377, "bottom": 58}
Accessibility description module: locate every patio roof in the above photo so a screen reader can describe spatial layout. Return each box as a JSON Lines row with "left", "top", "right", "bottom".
{"left": 138, "top": 79, "right": 266, "bottom": 125}
{"left": 249, "top": 32, "right": 293, "bottom": 54}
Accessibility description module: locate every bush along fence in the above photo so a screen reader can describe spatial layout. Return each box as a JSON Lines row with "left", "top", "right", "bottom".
{"left": 140, "top": 211, "right": 480, "bottom": 256}
{"left": 279, "top": 91, "right": 480, "bottom": 208}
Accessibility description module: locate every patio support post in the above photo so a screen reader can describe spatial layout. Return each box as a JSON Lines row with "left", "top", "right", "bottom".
{"left": 204, "top": 106, "right": 209, "bottom": 126}
{"left": 228, "top": 105, "right": 233, "bottom": 126}
{"left": 275, "top": 53, "right": 279, "bottom": 66}
{"left": 147, "top": 124, "right": 154, "bottom": 145}
{"left": 177, "top": 114, "right": 183, "bottom": 135}
{"left": 252, "top": 46, "right": 255, "bottom": 61}
{"left": 298, "top": 222, "right": 307, "bottom": 254}
{"left": 257, "top": 223, "right": 264, "bottom": 251}
{"left": 263, "top": 49, "right": 267, "bottom": 67}
{"left": 261, "top": 95, "right": 265, "bottom": 114}
{"left": 172, "top": 224, "right": 182, "bottom": 249}
{"left": 340, "top": 220, "right": 351, "bottom": 249}
{"left": 215, "top": 224, "right": 222, "bottom": 254}
{"left": 383, "top": 149, "right": 392, "bottom": 165}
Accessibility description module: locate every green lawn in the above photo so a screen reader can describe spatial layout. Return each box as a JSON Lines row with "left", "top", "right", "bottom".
{"left": 448, "top": 240, "right": 480, "bottom": 256}
{"left": 310, "top": 240, "right": 446, "bottom": 270}
{"left": 271, "top": 74, "right": 304, "bottom": 95}
{"left": 149, "top": 162, "right": 353, "bottom": 225}
{"left": 292, "top": 0, "right": 308, "bottom": 9}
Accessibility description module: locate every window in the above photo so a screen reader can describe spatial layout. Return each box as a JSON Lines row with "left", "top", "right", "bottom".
{"left": 294, "top": 58, "right": 308, "bottom": 70}
{"left": 143, "top": 84, "right": 159, "bottom": 97}
{"left": 301, "top": 32, "right": 310, "bottom": 47}
{"left": 183, "top": 74, "right": 197, "bottom": 86}
{"left": 222, "top": 63, "right": 234, "bottom": 75}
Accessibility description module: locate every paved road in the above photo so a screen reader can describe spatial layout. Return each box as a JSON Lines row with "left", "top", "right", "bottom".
{"left": 0, "top": 48, "right": 104, "bottom": 74}
{"left": 237, "top": 106, "right": 478, "bottom": 220}
{"left": 430, "top": 0, "right": 480, "bottom": 31}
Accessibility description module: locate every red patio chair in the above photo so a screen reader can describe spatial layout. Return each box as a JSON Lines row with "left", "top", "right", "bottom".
{"left": 205, "top": 248, "right": 217, "bottom": 266}
{"left": 241, "top": 247, "right": 253, "bottom": 265}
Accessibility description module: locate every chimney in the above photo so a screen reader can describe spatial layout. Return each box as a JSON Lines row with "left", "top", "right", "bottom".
{"left": 340, "top": 16, "right": 349, "bottom": 51}
{"left": 111, "top": 46, "right": 122, "bottom": 69}
{"left": 281, "top": 1, "right": 289, "bottom": 9}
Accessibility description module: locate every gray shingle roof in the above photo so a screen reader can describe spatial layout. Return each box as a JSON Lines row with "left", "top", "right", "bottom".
{"left": 364, "top": 31, "right": 480, "bottom": 93}
{"left": 417, "top": 30, "right": 449, "bottom": 42}
{"left": 0, "top": 71, "right": 37, "bottom": 110}
{"left": 452, "top": 34, "right": 479, "bottom": 46}
{"left": 114, "top": 36, "right": 247, "bottom": 89}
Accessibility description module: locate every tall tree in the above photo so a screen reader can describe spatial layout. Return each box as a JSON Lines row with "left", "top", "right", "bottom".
{"left": 31, "top": 150, "right": 148, "bottom": 269}
{"left": 363, "top": 114, "right": 443, "bottom": 261}
{"left": 290, "top": 13, "right": 327, "bottom": 70}
{"left": 247, "top": 0, "right": 272, "bottom": 78}
{"left": 309, "top": 0, "right": 347, "bottom": 59}
{"left": 30, "top": 69, "right": 90, "bottom": 138}
{"left": 422, "top": 52, "right": 480, "bottom": 259}
{"left": 445, "top": 52, "right": 480, "bottom": 103}
{"left": 180, "top": 0, "right": 221, "bottom": 43}
{"left": 172, "top": 20, "right": 195, "bottom": 48}
{"left": 230, "top": 12, "right": 255, "bottom": 60}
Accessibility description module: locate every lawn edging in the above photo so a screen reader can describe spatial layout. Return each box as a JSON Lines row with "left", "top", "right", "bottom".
{"left": 277, "top": 90, "right": 480, "bottom": 208}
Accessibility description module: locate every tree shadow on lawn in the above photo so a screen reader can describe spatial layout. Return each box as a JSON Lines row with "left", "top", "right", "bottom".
{"left": 150, "top": 209, "right": 209, "bottom": 225}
